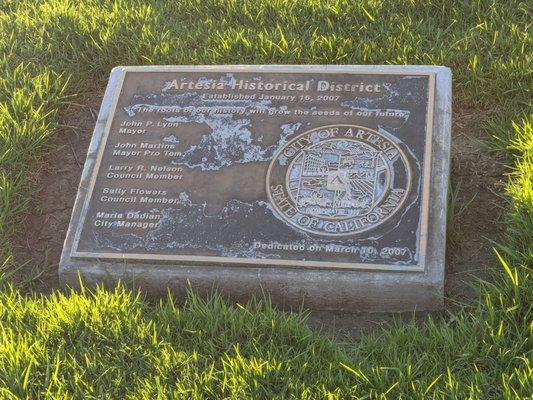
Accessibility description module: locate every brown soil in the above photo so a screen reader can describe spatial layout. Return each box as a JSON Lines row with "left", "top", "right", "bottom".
{"left": 12, "top": 96, "right": 102, "bottom": 292}
{"left": 12, "top": 91, "right": 507, "bottom": 339}
{"left": 445, "top": 106, "right": 508, "bottom": 303}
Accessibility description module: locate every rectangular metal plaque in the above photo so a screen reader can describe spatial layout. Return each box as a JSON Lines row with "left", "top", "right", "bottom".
{"left": 70, "top": 66, "right": 437, "bottom": 271}
{"left": 61, "top": 65, "right": 451, "bottom": 311}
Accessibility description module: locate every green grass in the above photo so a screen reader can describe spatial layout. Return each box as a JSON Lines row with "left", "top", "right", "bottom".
{"left": 0, "top": 267, "right": 531, "bottom": 399}
{"left": 0, "top": 0, "right": 531, "bottom": 398}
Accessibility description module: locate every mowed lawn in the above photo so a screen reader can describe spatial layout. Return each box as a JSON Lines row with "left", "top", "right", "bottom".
{"left": 0, "top": 0, "right": 531, "bottom": 398}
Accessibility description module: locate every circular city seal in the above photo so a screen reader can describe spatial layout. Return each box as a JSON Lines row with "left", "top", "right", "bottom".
{"left": 266, "top": 125, "right": 411, "bottom": 236}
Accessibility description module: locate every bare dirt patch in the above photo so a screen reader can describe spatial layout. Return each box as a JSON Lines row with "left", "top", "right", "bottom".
{"left": 12, "top": 95, "right": 103, "bottom": 293}
{"left": 12, "top": 91, "right": 507, "bottom": 338}
{"left": 445, "top": 106, "right": 508, "bottom": 303}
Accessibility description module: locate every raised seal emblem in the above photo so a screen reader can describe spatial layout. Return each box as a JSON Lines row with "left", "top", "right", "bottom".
{"left": 267, "top": 125, "right": 411, "bottom": 236}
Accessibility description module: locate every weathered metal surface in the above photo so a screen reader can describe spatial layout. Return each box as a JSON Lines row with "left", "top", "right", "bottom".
{"left": 60, "top": 65, "right": 452, "bottom": 311}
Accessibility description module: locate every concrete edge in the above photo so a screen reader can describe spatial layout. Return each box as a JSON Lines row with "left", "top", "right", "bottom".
{"left": 59, "top": 66, "right": 126, "bottom": 278}
{"left": 113, "top": 64, "right": 452, "bottom": 74}
{"left": 424, "top": 67, "right": 452, "bottom": 305}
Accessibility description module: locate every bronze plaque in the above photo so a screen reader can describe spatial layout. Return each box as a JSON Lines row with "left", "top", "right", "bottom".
{"left": 71, "top": 67, "right": 436, "bottom": 271}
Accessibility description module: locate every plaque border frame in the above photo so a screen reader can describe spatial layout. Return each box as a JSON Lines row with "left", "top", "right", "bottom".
{"left": 68, "top": 66, "right": 436, "bottom": 272}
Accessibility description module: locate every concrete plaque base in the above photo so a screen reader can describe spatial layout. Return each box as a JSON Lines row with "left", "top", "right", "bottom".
{"left": 60, "top": 65, "right": 451, "bottom": 311}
